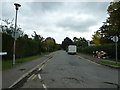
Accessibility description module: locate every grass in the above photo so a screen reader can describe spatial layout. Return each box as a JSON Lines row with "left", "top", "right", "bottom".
{"left": 100, "top": 61, "right": 120, "bottom": 66}
{"left": 2, "top": 52, "right": 50, "bottom": 70}
{"left": 78, "top": 52, "right": 120, "bottom": 62}
{"left": 78, "top": 52, "right": 120, "bottom": 67}
{"left": 105, "top": 58, "right": 120, "bottom": 62}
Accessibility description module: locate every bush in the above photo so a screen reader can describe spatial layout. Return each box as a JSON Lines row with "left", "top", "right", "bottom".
{"left": 2, "top": 33, "right": 14, "bottom": 60}
{"left": 16, "top": 37, "right": 39, "bottom": 58}
{"left": 78, "top": 43, "right": 120, "bottom": 59}
{"left": 2, "top": 33, "right": 40, "bottom": 60}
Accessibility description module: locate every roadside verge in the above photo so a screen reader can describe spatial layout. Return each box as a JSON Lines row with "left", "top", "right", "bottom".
{"left": 77, "top": 53, "right": 120, "bottom": 69}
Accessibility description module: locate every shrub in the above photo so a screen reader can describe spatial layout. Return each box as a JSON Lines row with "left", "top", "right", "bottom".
{"left": 2, "top": 34, "right": 40, "bottom": 60}
{"left": 78, "top": 43, "right": 120, "bottom": 59}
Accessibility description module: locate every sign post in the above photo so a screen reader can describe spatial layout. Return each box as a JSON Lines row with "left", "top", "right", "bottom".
{"left": 111, "top": 36, "right": 119, "bottom": 64}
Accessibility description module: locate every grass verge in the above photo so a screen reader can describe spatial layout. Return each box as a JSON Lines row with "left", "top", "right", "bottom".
{"left": 78, "top": 52, "right": 120, "bottom": 62}
{"left": 100, "top": 61, "right": 120, "bottom": 66}
{"left": 2, "top": 52, "right": 50, "bottom": 70}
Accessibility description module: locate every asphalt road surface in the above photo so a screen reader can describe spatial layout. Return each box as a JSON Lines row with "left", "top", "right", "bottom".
{"left": 20, "top": 50, "right": 118, "bottom": 89}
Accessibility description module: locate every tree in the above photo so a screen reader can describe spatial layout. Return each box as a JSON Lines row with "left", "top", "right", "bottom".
{"left": 73, "top": 37, "right": 78, "bottom": 42}
{"left": 92, "top": 1, "right": 120, "bottom": 44}
{"left": 73, "top": 37, "right": 88, "bottom": 47}
{"left": 92, "top": 31, "right": 101, "bottom": 45}
{"left": 0, "top": 19, "right": 24, "bottom": 36}
{"left": 23, "top": 34, "right": 28, "bottom": 39}
{"left": 32, "top": 31, "right": 44, "bottom": 53}
{"left": 62, "top": 37, "right": 73, "bottom": 50}
{"left": 32, "top": 31, "right": 44, "bottom": 42}
{"left": 107, "top": 1, "right": 120, "bottom": 37}
{"left": 44, "top": 37, "right": 56, "bottom": 52}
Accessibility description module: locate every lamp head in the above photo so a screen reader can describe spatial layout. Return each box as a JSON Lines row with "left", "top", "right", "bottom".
{"left": 14, "top": 3, "right": 21, "bottom": 10}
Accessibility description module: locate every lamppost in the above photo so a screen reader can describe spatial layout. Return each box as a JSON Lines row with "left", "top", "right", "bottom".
{"left": 13, "top": 3, "right": 21, "bottom": 65}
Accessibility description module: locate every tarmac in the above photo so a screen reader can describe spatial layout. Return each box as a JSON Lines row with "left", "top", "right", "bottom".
{"left": 2, "top": 51, "right": 120, "bottom": 89}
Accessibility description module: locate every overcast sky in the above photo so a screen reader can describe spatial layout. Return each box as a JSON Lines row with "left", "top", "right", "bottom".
{"left": 1, "top": 1, "right": 110, "bottom": 44}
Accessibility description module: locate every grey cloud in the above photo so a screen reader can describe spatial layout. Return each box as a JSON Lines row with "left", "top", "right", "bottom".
{"left": 57, "top": 16, "right": 97, "bottom": 32}
{"left": 19, "top": 2, "right": 109, "bottom": 33}
{"left": 26, "top": 2, "right": 63, "bottom": 14}
{"left": 2, "top": 2, "right": 15, "bottom": 19}
{"left": 1, "top": 2, "right": 110, "bottom": 43}
{"left": 72, "top": 2, "right": 109, "bottom": 14}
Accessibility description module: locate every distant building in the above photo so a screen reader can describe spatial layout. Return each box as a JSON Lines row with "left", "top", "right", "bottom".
{"left": 114, "top": 0, "right": 120, "bottom": 2}
{"left": 88, "top": 40, "right": 95, "bottom": 46}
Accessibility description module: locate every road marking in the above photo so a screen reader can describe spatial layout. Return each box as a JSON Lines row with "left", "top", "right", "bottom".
{"left": 78, "top": 56, "right": 100, "bottom": 65}
{"left": 39, "top": 67, "right": 42, "bottom": 71}
{"left": 28, "top": 74, "right": 35, "bottom": 80}
{"left": 32, "top": 75, "right": 37, "bottom": 80}
{"left": 38, "top": 74, "right": 42, "bottom": 80}
{"left": 42, "top": 84, "right": 48, "bottom": 90}
{"left": 39, "top": 58, "right": 51, "bottom": 70}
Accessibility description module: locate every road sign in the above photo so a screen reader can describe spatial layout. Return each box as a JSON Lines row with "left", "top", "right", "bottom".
{"left": 111, "top": 36, "right": 119, "bottom": 42}
{"left": 12, "top": 32, "right": 20, "bottom": 39}
{"left": 111, "top": 36, "right": 119, "bottom": 64}
{"left": 0, "top": 52, "right": 7, "bottom": 55}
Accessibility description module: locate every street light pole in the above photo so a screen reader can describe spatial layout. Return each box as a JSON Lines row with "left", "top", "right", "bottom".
{"left": 13, "top": 3, "right": 21, "bottom": 65}
{"left": 115, "top": 41, "right": 118, "bottom": 64}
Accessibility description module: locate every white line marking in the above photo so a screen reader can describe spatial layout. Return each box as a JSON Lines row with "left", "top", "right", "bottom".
{"left": 32, "top": 75, "right": 37, "bottom": 80}
{"left": 40, "top": 64, "right": 46, "bottom": 70}
{"left": 78, "top": 56, "right": 100, "bottom": 65}
{"left": 43, "top": 84, "right": 48, "bottom": 90}
{"left": 39, "top": 67, "right": 42, "bottom": 71}
{"left": 38, "top": 74, "right": 42, "bottom": 80}
{"left": 28, "top": 74, "right": 35, "bottom": 80}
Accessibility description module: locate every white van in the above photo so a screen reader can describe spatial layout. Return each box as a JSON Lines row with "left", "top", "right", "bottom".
{"left": 68, "top": 45, "right": 77, "bottom": 54}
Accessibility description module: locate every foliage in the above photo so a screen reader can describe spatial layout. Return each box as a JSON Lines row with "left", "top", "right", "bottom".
{"left": 16, "top": 37, "right": 40, "bottom": 58}
{"left": 92, "top": 1, "right": 120, "bottom": 44}
{"left": 62, "top": 37, "right": 73, "bottom": 50}
{"left": 2, "top": 33, "right": 14, "bottom": 59}
{"left": 1, "top": 19, "right": 61, "bottom": 60}
{"left": 92, "top": 31, "right": 101, "bottom": 45}
{"left": 2, "top": 54, "right": 43, "bottom": 70}
{"left": 78, "top": 44, "right": 120, "bottom": 60}
{"left": 73, "top": 37, "right": 88, "bottom": 47}
{"left": 44, "top": 37, "right": 57, "bottom": 52}
{"left": 0, "top": 19, "right": 24, "bottom": 36}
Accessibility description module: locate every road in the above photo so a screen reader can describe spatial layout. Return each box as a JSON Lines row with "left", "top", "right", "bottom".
{"left": 19, "top": 50, "right": 118, "bottom": 89}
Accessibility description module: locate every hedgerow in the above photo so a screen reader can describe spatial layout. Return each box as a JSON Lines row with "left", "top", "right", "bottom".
{"left": 77, "top": 44, "right": 120, "bottom": 59}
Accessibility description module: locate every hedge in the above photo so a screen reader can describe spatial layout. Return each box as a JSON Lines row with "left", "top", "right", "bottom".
{"left": 77, "top": 43, "right": 120, "bottom": 59}
{"left": 2, "top": 33, "right": 40, "bottom": 60}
